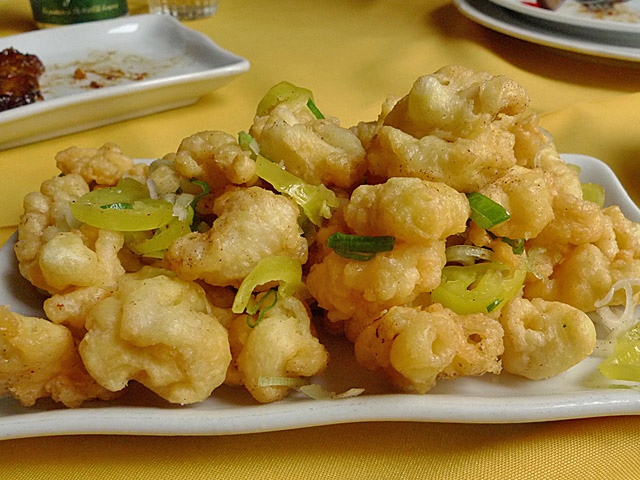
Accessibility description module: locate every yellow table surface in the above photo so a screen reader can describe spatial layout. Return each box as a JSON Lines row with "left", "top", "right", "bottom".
{"left": 1, "top": 0, "right": 640, "bottom": 478}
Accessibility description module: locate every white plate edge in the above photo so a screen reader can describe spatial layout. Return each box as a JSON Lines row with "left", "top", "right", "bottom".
{"left": 454, "top": 0, "right": 640, "bottom": 62}
{"left": 489, "top": 0, "right": 640, "bottom": 34}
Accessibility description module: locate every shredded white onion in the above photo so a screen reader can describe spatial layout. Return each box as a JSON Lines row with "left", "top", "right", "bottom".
{"left": 591, "top": 278, "right": 640, "bottom": 358}
{"left": 298, "top": 384, "right": 365, "bottom": 400}
{"left": 148, "top": 157, "right": 174, "bottom": 174}
{"left": 594, "top": 278, "right": 640, "bottom": 309}
{"left": 146, "top": 178, "right": 159, "bottom": 200}
{"left": 62, "top": 202, "right": 82, "bottom": 230}
{"left": 445, "top": 245, "right": 493, "bottom": 265}
{"left": 256, "top": 376, "right": 365, "bottom": 400}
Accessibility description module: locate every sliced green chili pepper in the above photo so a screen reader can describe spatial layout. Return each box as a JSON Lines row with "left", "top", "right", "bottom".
{"left": 431, "top": 262, "right": 526, "bottom": 315}
{"left": 127, "top": 216, "right": 193, "bottom": 257}
{"left": 232, "top": 256, "right": 303, "bottom": 314}
{"left": 581, "top": 183, "right": 606, "bottom": 208}
{"left": 256, "top": 81, "right": 314, "bottom": 117}
{"left": 598, "top": 320, "right": 640, "bottom": 382}
{"left": 256, "top": 155, "right": 339, "bottom": 226}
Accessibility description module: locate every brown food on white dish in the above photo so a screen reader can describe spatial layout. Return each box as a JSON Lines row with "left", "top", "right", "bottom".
{"left": 0, "top": 47, "right": 44, "bottom": 112}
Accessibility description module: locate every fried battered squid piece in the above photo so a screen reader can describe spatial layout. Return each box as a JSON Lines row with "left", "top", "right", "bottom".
{"left": 383, "top": 65, "right": 529, "bottom": 141}
{"left": 165, "top": 186, "right": 308, "bottom": 288}
{"left": 0, "top": 48, "right": 44, "bottom": 112}
{"left": 55, "top": 143, "right": 139, "bottom": 186}
{"left": 16, "top": 143, "right": 146, "bottom": 298}
{"left": 169, "top": 130, "right": 259, "bottom": 197}
{"left": 250, "top": 98, "right": 366, "bottom": 190}
{"left": 307, "top": 242, "right": 446, "bottom": 340}
{"left": 525, "top": 205, "right": 640, "bottom": 311}
{"left": 344, "top": 177, "right": 470, "bottom": 242}
{"left": 14, "top": 173, "right": 127, "bottom": 329}
{"left": 499, "top": 297, "right": 596, "bottom": 380}
{"left": 226, "top": 295, "right": 328, "bottom": 403}
{"left": 15, "top": 174, "right": 91, "bottom": 294}
{"left": 0, "top": 306, "right": 116, "bottom": 407}
{"left": 476, "top": 165, "right": 554, "bottom": 240}
{"left": 360, "top": 65, "right": 543, "bottom": 192}
{"left": 307, "top": 176, "right": 468, "bottom": 340}
{"left": 79, "top": 267, "right": 231, "bottom": 404}
{"left": 354, "top": 304, "right": 504, "bottom": 393}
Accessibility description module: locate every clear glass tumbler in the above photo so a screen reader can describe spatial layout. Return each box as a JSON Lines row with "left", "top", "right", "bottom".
{"left": 147, "top": 0, "right": 218, "bottom": 20}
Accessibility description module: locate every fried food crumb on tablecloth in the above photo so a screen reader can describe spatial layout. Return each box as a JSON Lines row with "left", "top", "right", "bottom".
{"left": 3, "top": 65, "right": 640, "bottom": 408}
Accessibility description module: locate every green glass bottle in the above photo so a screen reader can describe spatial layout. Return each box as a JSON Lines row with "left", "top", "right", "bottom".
{"left": 30, "top": 0, "right": 128, "bottom": 28}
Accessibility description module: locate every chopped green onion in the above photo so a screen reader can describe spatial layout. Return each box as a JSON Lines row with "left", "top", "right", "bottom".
{"left": 100, "top": 202, "right": 133, "bottom": 210}
{"left": 306, "top": 98, "right": 325, "bottom": 119}
{"left": 238, "top": 131, "right": 260, "bottom": 159}
{"left": 256, "top": 155, "right": 339, "bottom": 226}
{"left": 232, "top": 256, "right": 303, "bottom": 314}
{"left": 257, "top": 376, "right": 309, "bottom": 388}
{"left": 327, "top": 232, "right": 395, "bottom": 261}
{"left": 466, "top": 192, "right": 510, "bottom": 229}
{"left": 332, "top": 250, "right": 377, "bottom": 261}
{"left": 487, "top": 231, "right": 525, "bottom": 256}
{"left": 189, "top": 180, "right": 209, "bottom": 208}
{"left": 246, "top": 289, "right": 279, "bottom": 328}
{"left": 139, "top": 250, "right": 165, "bottom": 259}
{"left": 486, "top": 298, "right": 503, "bottom": 313}
{"left": 501, "top": 237, "right": 525, "bottom": 255}
{"left": 185, "top": 180, "right": 210, "bottom": 231}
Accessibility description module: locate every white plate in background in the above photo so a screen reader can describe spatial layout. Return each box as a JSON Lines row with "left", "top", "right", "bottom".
{"left": 0, "top": 14, "right": 249, "bottom": 150}
{"left": 489, "top": 0, "right": 640, "bottom": 34}
{"left": 0, "top": 154, "right": 638, "bottom": 440}
{"left": 455, "top": 0, "right": 640, "bottom": 62}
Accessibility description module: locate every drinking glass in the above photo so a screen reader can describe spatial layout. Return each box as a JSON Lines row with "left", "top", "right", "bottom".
{"left": 147, "top": 0, "right": 218, "bottom": 20}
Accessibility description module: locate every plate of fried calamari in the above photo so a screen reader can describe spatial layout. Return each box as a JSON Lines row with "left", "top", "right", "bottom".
{"left": 0, "top": 14, "right": 249, "bottom": 150}
{"left": 1, "top": 66, "right": 640, "bottom": 440}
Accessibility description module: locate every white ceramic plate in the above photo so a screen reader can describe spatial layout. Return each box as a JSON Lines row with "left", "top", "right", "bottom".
{"left": 455, "top": 0, "right": 640, "bottom": 62}
{"left": 0, "top": 154, "right": 638, "bottom": 440}
{"left": 489, "top": 0, "right": 640, "bottom": 34}
{"left": 0, "top": 14, "right": 249, "bottom": 150}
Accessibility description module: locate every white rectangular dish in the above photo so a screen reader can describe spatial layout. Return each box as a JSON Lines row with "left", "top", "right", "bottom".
{"left": 0, "top": 154, "right": 638, "bottom": 440}
{"left": 0, "top": 14, "right": 250, "bottom": 150}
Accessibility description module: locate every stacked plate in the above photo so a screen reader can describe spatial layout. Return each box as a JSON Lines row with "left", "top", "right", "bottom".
{"left": 454, "top": 0, "right": 640, "bottom": 62}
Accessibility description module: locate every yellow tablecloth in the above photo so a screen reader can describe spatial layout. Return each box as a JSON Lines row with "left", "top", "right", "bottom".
{"left": 1, "top": 0, "right": 639, "bottom": 478}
